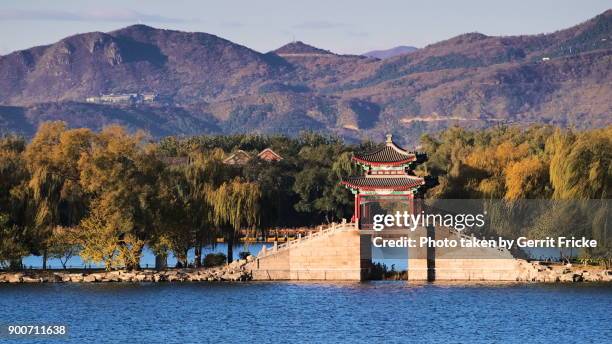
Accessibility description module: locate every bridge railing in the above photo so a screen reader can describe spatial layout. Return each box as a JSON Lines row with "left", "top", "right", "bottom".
{"left": 257, "top": 219, "right": 356, "bottom": 258}
{"left": 256, "top": 219, "right": 511, "bottom": 259}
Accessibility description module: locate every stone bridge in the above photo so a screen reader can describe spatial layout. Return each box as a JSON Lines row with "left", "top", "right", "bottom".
{"left": 246, "top": 221, "right": 528, "bottom": 281}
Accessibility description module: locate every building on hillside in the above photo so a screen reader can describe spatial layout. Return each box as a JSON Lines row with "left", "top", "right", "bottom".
{"left": 223, "top": 150, "right": 251, "bottom": 165}
{"left": 341, "top": 134, "right": 426, "bottom": 228}
{"left": 100, "top": 93, "right": 136, "bottom": 103}
{"left": 223, "top": 148, "right": 284, "bottom": 165}
{"left": 85, "top": 92, "right": 159, "bottom": 105}
{"left": 257, "top": 148, "right": 283, "bottom": 162}
{"left": 141, "top": 93, "right": 158, "bottom": 102}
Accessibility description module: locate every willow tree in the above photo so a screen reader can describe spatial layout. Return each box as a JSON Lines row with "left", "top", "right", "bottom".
{"left": 154, "top": 148, "right": 234, "bottom": 268}
{"left": 548, "top": 127, "right": 611, "bottom": 200}
{"left": 546, "top": 127, "right": 611, "bottom": 262}
{"left": 504, "top": 156, "right": 550, "bottom": 200}
{"left": 465, "top": 141, "right": 532, "bottom": 198}
{"left": 24, "top": 122, "right": 93, "bottom": 269}
{"left": 186, "top": 149, "right": 227, "bottom": 267}
{"left": 206, "top": 178, "right": 260, "bottom": 263}
{"left": 154, "top": 166, "right": 193, "bottom": 269}
{"left": 78, "top": 125, "right": 161, "bottom": 270}
{"left": 0, "top": 135, "right": 29, "bottom": 268}
{"left": 419, "top": 125, "right": 557, "bottom": 199}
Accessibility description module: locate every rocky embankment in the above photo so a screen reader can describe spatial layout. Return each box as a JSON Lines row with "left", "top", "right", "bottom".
{"left": 1, "top": 258, "right": 611, "bottom": 283}
{"left": 0, "top": 257, "right": 253, "bottom": 283}
{"left": 516, "top": 261, "right": 612, "bottom": 283}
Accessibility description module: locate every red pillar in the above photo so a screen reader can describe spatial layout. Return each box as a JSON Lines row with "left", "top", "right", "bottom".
{"left": 352, "top": 194, "right": 357, "bottom": 222}
{"left": 354, "top": 193, "right": 361, "bottom": 223}
{"left": 408, "top": 193, "right": 415, "bottom": 214}
{"left": 363, "top": 196, "right": 369, "bottom": 227}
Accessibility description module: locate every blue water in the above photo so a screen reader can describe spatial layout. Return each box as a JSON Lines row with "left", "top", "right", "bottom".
{"left": 21, "top": 244, "right": 407, "bottom": 270}
{"left": 21, "top": 243, "right": 576, "bottom": 271}
{"left": 1, "top": 282, "right": 610, "bottom": 343}
{"left": 21, "top": 243, "right": 272, "bottom": 269}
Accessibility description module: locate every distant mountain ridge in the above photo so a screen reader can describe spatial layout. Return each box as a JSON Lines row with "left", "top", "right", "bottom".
{"left": 274, "top": 41, "right": 334, "bottom": 55}
{"left": 363, "top": 46, "right": 418, "bottom": 59}
{"left": 1, "top": 10, "right": 611, "bottom": 145}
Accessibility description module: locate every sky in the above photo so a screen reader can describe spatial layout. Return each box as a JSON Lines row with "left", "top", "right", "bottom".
{"left": 0, "top": 0, "right": 609, "bottom": 55}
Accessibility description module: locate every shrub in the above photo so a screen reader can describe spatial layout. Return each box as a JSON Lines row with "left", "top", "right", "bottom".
{"left": 203, "top": 253, "right": 227, "bottom": 267}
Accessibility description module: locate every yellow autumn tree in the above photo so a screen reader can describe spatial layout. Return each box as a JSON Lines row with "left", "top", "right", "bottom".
{"left": 24, "top": 122, "right": 93, "bottom": 269}
{"left": 504, "top": 156, "right": 550, "bottom": 200}
{"left": 77, "top": 125, "right": 160, "bottom": 270}
{"left": 78, "top": 198, "right": 144, "bottom": 270}
{"left": 548, "top": 127, "right": 611, "bottom": 199}
{"left": 465, "top": 141, "right": 531, "bottom": 198}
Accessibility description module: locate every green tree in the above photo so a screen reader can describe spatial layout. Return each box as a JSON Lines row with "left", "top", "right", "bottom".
{"left": 78, "top": 126, "right": 161, "bottom": 270}
{"left": 47, "top": 226, "right": 81, "bottom": 269}
{"left": 185, "top": 149, "right": 228, "bottom": 267}
{"left": 24, "top": 122, "right": 93, "bottom": 269}
{"left": 206, "top": 178, "right": 260, "bottom": 263}
{"left": 155, "top": 166, "right": 194, "bottom": 268}
{"left": 293, "top": 144, "right": 354, "bottom": 223}
{"left": 548, "top": 127, "right": 611, "bottom": 199}
{"left": 0, "top": 135, "right": 29, "bottom": 268}
{"left": 0, "top": 213, "right": 28, "bottom": 270}
{"left": 243, "top": 158, "right": 298, "bottom": 229}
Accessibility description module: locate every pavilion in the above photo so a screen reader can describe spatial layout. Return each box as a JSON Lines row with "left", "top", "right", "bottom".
{"left": 341, "top": 134, "right": 426, "bottom": 229}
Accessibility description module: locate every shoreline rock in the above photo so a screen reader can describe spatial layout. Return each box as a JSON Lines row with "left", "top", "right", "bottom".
{"left": 515, "top": 261, "right": 611, "bottom": 283}
{"left": 0, "top": 258, "right": 253, "bottom": 284}
{"left": 0, "top": 259, "right": 610, "bottom": 284}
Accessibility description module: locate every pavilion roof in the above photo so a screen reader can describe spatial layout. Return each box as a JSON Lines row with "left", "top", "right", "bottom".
{"left": 223, "top": 150, "right": 251, "bottom": 165}
{"left": 257, "top": 148, "right": 283, "bottom": 162}
{"left": 353, "top": 134, "right": 416, "bottom": 166}
{"left": 341, "top": 176, "right": 424, "bottom": 191}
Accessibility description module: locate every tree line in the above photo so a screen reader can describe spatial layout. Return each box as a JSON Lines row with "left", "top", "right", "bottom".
{"left": 0, "top": 122, "right": 609, "bottom": 269}
{"left": 419, "top": 125, "right": 610, "bottom": 264}
{"left": 419, "top": 125, "right": 610, "bottom": 200}
{"left": 0, "top": 122, "right": 361, "bottom": 270}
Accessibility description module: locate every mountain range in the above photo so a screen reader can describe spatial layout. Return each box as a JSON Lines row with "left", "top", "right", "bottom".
{"left": 363, "top": 46, "right": 418, "bottom": 59}
{"left": 0, "top": 10, "right": 611, "bottom": 145}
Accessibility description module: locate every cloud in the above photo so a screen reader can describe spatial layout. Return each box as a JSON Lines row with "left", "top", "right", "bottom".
{"left": 292, "top": 20, "right": 345, "bottom": 30}
{"left": 0, "top": 8, "right": 189, "bottom": 23}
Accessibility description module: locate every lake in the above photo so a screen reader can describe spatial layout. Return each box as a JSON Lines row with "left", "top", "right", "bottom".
{"left": 1, "top": 282, "right": 610, "bottom": 343}
{"left": 22, "top": 243, "right": 273, "bottom": 269}
{"left": 22, "top": 243, "right": 575, "bottom": 271}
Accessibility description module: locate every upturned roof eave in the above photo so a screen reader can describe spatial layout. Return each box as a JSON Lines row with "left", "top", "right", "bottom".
{"left": 351, "top": 155, "right": 416, "bottom": 166}
{"left": 340, "top": 178, "right": 425, "bottom": 191}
